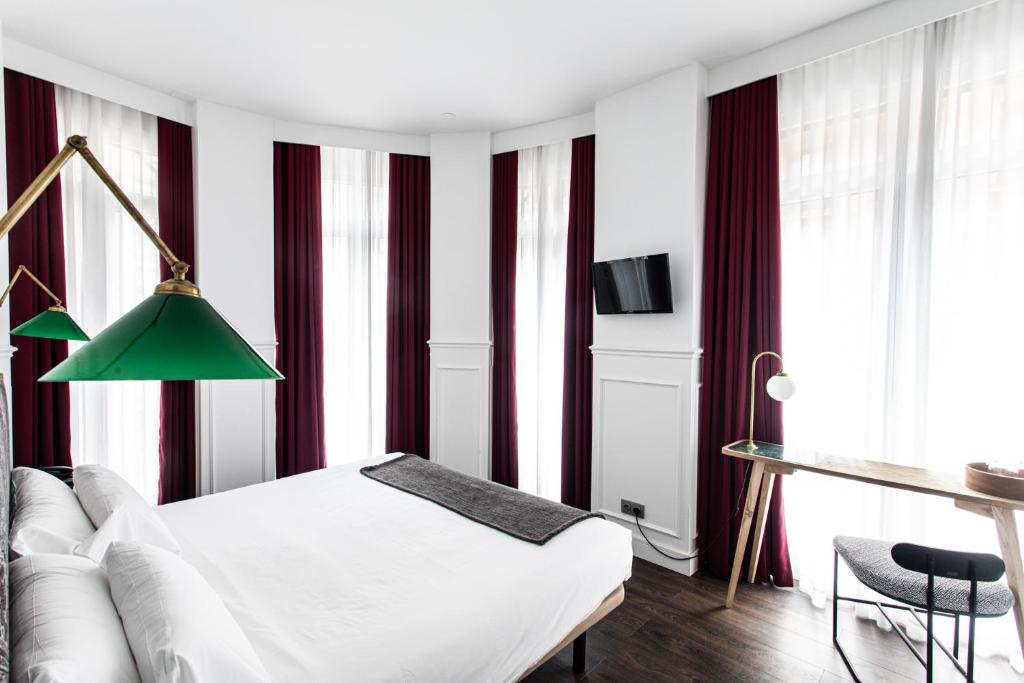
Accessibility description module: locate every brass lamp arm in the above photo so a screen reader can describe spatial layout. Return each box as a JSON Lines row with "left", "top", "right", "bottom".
{"left": 0, "top": 135, "right": 192, "bottom": 287}
{"left": 0, "top": 264, "right": 62, "bottom": 309}
{"left": 0, "top": 265, "right": 63, "bottom": 310}
{"left": 747, "top": 351, "right": 785, "bottom": 449}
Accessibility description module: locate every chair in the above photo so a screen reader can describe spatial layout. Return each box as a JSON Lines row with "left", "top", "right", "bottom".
{"left": 832, "top": 536, "right": 1014, "bottom": 682}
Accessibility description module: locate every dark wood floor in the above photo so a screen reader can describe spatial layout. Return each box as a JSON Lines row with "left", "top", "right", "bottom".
{"left": 527, "top": 559, "right": 1020, "bottom": 682}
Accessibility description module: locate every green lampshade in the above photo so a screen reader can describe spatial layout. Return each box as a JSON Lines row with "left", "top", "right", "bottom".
{"left": 11, "top": 307, "right": 90, "bottom": 341}
{"left": 38, "top": 293, "right": 283, "bottom": 381}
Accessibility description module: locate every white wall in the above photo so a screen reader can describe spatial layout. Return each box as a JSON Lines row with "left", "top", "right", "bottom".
{"left": 595, "top": 67, "right": 706, "bottom": 351}
{"left": 590, "top": 64, "right": 707, "bottom": 575}
{"left": 428, "top": 132, "right": 492, "bottom": 479}
{"left": 193, "top": 100, "right": 278, "bottom": 493}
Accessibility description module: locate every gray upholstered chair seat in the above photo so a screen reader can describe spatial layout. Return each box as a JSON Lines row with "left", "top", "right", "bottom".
{"left": 833, "top": 536, "right": 1014, "bottom": 617}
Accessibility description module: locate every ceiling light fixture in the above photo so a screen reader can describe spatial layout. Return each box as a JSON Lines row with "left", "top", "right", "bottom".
{"left": 441, "top": 112, "right": 456, "bottom": 119}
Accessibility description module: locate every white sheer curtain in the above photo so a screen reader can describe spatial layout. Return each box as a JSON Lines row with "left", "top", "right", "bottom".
{"left": 779, "top": 0, "right": 1024, "bottom": 666}
{"left": 320, "top": 146, "right": 389, "bottom": 466}
{"left": 56, "top": 87, "right": 161, "bottom": 504}
{"left": 515, "top": 142, "right": 571, "bottom": 501}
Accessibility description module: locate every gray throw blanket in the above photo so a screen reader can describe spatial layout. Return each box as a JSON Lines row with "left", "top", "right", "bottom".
{"left": 361, "top": 454, "right": 601, "bottom": 544}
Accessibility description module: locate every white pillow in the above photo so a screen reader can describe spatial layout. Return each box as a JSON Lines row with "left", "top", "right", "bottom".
{"left": 104, "top": 541, "right": 271, "bottom": 683}
{"left": 11, "top": 554, "right": 141, "bottom": 683}
{"left": 74, "top": 464, "right": 149, "bottom": 528}
{"left": 75, "top": 501, "right": 181, "bottom": 564}
{"left": 10, "top": 467, "right": 95, "bottom": 556}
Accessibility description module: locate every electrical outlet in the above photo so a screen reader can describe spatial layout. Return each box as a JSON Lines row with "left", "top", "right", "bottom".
{"left": 620, "top": 499, "right": 645, "bottom": 519}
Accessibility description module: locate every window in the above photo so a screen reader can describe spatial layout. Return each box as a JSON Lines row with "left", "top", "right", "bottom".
{"left": 320, "top": 146, "right": 389, "bottom": 466}
{"left": 778, "top": 0, "right": 1024, "bottom": 663}
{"left": 57, "top": 87, "right": 161, "bottom": 503}
{"left": 515, "top": 142, "right": 571, "bottom": 500}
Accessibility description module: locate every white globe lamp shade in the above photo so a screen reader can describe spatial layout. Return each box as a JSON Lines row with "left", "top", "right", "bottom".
{"left": 766, "top": 373, "right": 796, "bottom": 401}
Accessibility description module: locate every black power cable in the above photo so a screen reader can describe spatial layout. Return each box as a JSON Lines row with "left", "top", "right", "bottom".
{"left": 631, "top": 461, "right": 753, "bottom": 562}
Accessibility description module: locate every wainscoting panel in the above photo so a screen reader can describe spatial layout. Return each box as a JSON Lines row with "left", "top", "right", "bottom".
{"left": 198, "top": 340, "right": 277, "bottom": 495}
{"left": 591, "top": 345, "right": 702, "bottom": 575}
{"left": 428, "top": 341, "right": 491, "bottom": 479}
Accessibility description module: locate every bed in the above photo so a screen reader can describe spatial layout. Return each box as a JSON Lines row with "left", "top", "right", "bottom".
{"left": 0, "top": 377, "right": 632, "bottom": 682}
{"left": 155, "top": 454, "right": 633, "bottom": 681}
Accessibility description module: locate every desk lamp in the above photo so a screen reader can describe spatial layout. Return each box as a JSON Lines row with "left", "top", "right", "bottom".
{"left": 747, "top": 351, "right": 796, "bottom": 449}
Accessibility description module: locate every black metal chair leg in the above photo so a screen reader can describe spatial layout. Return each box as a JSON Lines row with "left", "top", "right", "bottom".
{"left": 967, "top": 615, "right": 976, "bottom": 683}
{"left": 967, "top": 568, "right": 978, "bottom": 683}
{"left": 926, "top": 556, "right": 935, "bottom": 683}
{"left": 572, "top": 632, "right": 587, "bottom": 674}
{"left": 953, "top": 615, "right": 960, "bottom": 659}
{"left": 833, "top": 550, "right": 863, "bottom": 683}
{"left": 833, "top": 549, "right": 839, "bottom": 643}
{"left": 926, "top": 609, "right": 935, "bottom": 682}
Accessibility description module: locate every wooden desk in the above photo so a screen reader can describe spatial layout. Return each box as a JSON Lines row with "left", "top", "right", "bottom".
{"left": 721, "top": 440, "right": 1024, "bottom": 658}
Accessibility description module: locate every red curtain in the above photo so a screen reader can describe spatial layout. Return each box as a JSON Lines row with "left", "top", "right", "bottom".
{"left": 697, "top": 77, "right": 792, "bottom": 586}
{"left": 490, "top": 151, "right": 518, "bottom": 487}
{"left": 156, "top": 117, "right": 196, "bottom": 503}
{"left": 273, "top": 142, "right": 326, "bottom": 476}
{"left": 3, "top": 69, "right": 71, "bottom": 469}
{"left": 561, "top": 135, "right": 595, "bottom": 510}
{"left": 385, "top": 154, "right": 430, "bottom": 458}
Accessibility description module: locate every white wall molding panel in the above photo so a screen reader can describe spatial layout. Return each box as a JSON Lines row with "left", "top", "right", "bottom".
{"left": 592, "top": 64, "right": 708, "bottom": 575}
{"left": 194, "top": 100, "right": 277, "bottom": 495}
{"left": 591, "top": 348, "right": 701, "bottom": 575}
{"left": 428, "top": 341, "right": 491, "bottom": 479}
{"left": 428, "top": 133, "right": 492, "bottom": 479}
{"left": 590, "top": 345, "right": 702, "bottom": 361}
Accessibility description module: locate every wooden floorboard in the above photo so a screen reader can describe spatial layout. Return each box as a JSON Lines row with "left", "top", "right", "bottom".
{"left": 525, "top": 559, "right": 1022, "bottom": 682}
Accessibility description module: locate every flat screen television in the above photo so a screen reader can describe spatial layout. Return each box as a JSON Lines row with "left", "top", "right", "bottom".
{"left": 591, "top": 253, "right": 673, "bottom": 314}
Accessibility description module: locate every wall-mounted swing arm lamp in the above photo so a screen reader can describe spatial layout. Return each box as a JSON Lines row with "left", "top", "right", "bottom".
{"left": 0, "top": 265, "right": 89, "bottom": 341}
{"left": 747, "top": 351, "right": 796, "bottom": 450}
{"left": 0, "top": 134, "right": 283, "bottom": 381}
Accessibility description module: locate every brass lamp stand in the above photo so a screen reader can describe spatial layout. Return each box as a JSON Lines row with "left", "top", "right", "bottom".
{"left": 746, "top": 351, "right": 796, "bottom": 449}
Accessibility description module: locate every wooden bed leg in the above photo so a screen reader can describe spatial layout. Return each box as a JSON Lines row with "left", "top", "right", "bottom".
{"left": 572, "top": 632, "right": 587, "bottom": 674}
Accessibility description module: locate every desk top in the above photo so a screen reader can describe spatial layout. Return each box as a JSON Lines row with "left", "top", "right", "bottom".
{"left": 722, "top": 440, "right": 1024, "bottom": 512}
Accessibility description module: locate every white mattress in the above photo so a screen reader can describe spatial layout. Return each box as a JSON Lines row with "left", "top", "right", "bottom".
{"left": 156, "top": 455, "right": 633, "bottom": 682}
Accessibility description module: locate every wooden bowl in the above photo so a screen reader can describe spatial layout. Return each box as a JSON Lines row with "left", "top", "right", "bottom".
{"left": 965, "top": 462, "right": 1024, "bottom": 501}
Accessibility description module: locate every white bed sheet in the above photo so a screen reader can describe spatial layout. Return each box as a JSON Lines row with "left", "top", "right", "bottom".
{"left": 156, "top": 454, "right": 633, "bottom": 682}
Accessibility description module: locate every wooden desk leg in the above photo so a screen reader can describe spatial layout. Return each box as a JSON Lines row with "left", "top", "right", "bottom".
{"left": 992, "top": 506, "right": 1024, "bottom": 660}
{"left": 747, "top": 471, "right": 776, "bottom": 584}
{"left": 725, "top": 461, "right": 765, "bottom": 608}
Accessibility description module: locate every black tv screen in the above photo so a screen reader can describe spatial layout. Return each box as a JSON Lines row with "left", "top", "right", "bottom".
{"left": 591, "top": 253, "right": 673, "bottom": 314}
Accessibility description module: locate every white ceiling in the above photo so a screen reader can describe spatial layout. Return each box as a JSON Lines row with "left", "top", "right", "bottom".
{"left": 0, "top": 0, "right": 891, "bottom": 134}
